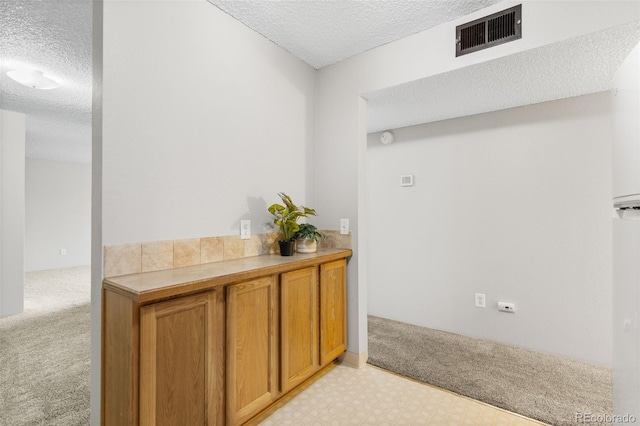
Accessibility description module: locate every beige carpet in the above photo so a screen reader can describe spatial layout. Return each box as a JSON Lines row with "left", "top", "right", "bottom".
{"left": 0, "top": 266, "right": 91, "bottom": 426}
{"left": 367, "top": 315, "right": 613, "bottom": 426}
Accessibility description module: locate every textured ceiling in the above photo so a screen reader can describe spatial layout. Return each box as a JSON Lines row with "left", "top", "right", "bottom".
{"left": 366, "top": 22, "right": 640, "bottom": 133}
{"left": 2, "top": 1, "right": 639, "bottom": 164}
{"left": 207, "top": 0, "right": 503, "bottom": 69}
{"left": 0, "top": 0, "right": 93, "bottom": 163}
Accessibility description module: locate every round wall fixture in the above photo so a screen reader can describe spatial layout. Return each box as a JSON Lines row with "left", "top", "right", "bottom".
{"left": 380, "top": 131, "right": 395, "bottom": 145}
{"left": 6, "top": 69, "right": 58, "bottom": 90}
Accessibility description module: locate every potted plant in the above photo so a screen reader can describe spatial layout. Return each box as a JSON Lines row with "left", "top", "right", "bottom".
{"left": 294, "top": 223, "right": 325, "bottom": 253}
{"left": 268, "top": 192, "right": 317, "bottom": 256}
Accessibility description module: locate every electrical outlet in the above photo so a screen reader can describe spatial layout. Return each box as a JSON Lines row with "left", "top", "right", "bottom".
{"left": 475, "top": 293, "right": 486, "bottom": 308}
{"left": 60, "top": 248, "right": 67, "bottom": 255}
{"left": 240, "top": 220, "right": 251, "bottom": 240}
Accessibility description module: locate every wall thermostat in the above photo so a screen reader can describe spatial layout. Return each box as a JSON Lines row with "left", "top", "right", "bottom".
{"left": 380, "top": 131, "right": 395, "bottom": 145}
{"left": 400, "top": 174, "right": 414, "bottom": 187}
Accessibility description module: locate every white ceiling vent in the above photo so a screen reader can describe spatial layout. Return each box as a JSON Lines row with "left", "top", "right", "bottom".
{"left": 456, "top": 4, "right": 522, "bottom": 57}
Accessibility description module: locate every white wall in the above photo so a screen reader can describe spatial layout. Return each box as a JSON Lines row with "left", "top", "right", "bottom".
{"left": 25, "top": 159, "right": 91, "bottom": 272}
{"left": 90, "top": 2, "right": 103, "bottom": 423}
{"left": 367, "top": 93, "right": 613, "bottom": 366}
{"left": 611, "top": 45, "right": 640, "bottom": 419}
{"left": 612, "top": 45, "right": 640, "bottom": 200}
{"left": 102, "top": 0, "right": 316, "bottom": 246}
{"left": 0, "top": 109, "right": 25, "bottom": 318}
{"left": 315, "top": 0, "right": 638, "bottom": 362}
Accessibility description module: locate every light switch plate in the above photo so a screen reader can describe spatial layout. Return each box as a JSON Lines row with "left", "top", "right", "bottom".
{"left": 340, "top": 218, "right": 349, "bottom": 235}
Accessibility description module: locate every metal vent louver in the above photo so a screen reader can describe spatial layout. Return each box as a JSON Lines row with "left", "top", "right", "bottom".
{"left": 456, "top": 5, "right": 521, "bottom": 57}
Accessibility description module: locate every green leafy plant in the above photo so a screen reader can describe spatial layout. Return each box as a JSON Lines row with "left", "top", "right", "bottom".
{"left": 293, "top": 223, "right": 325, "bottom": 242}
{"left": 268, "top": 192, "right": 317, "bottom": 242}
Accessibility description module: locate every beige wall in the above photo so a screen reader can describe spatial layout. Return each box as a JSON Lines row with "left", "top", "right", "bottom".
{"left": 0, "top": 109, "right": 25, "bottom": 317}
{"left": 25, "top": 159, "right": 91, "bottom": 272}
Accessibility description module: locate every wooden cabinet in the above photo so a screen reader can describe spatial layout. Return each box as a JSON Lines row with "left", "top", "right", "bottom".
{"left": 226, "top": 276, "right": 278, "bottom": 426}
{"left": 280, "top": 267, "right": 319, "bottom": 393}
{"left": 319, "top": 259, "right": 347, "bottom": 366}
{"left": 102, "top": 249, "right": 351, "bottom": 426}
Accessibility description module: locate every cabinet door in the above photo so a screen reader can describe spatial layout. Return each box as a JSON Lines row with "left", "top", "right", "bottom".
{"left": 139, "top": 290, "right": 224, "bottom": 426}
{"left": 226, "top": 276, "right": 278, "bottom": 425}
{"left": 320, "top": 259, "right": 347, "bottom": 366}
{"left": 280, "top": 267, "right": 319, "bottom": 393}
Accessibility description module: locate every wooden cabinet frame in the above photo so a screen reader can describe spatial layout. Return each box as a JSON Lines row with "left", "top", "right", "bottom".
{"left": 102, "top": 289, "right": 141, "bottom": 426}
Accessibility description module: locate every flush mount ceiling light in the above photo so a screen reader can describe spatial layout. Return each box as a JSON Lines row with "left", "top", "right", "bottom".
{"left": 6, "top": 69, "right": 59, "bottom": 90}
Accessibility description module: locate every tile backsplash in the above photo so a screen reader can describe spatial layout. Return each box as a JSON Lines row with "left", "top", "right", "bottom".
{"left": 103, "top": 230, "right": 351, "bottom": 278}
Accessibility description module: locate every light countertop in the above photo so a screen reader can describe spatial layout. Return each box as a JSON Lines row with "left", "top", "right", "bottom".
{"left": 103, "top": 248, "right": 352, "bottom": 303}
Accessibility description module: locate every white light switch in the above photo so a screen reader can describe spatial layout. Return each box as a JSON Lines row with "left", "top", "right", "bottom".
{"left": 240, "top": 220, "right": 251, "bottom": 239}
{"left": 340, "top": 218, "right": 349, "bottom": 235}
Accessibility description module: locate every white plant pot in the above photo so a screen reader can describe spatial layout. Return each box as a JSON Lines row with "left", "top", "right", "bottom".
{"left": 296, "top": 238, "right": 317, "bottom": 253}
